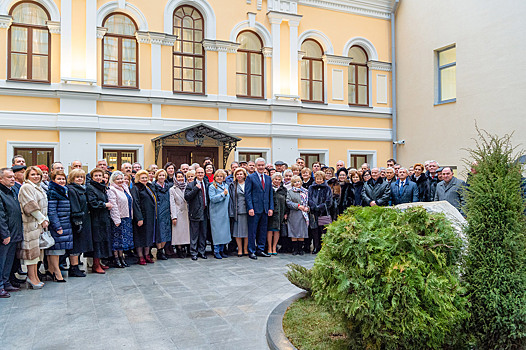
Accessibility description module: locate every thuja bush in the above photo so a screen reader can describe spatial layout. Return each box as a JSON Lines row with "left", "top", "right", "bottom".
{"left": 310, "top": 206, "right": 469, "bottom": 350}
{"left": 463, "top": 131, "right": 526, "bottom": 349}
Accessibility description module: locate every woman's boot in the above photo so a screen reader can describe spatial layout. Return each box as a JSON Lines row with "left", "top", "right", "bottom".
{"left": 92, "top": 258, "right": 105, "bottom": 274}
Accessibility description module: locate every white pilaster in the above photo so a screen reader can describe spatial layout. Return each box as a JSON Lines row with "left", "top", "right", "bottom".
{"left": 60, "top": 0, "right": 72, "bottom": 79}
{"left": 288, "top": 18, "right": 300, "bottom": 96}
{"left": 86, "top": 0, "right": 97, "bottom": 82}
{"left": 267, "top": 13, "right": 282, "bottom": 97}
{"left": 59, "top": 130, "right": 97, "bottom": 171}
{"left": 271, "top": 137, "right": 298, "bottom": 166}
{"left": 218, "top": 51, "right": 227, "bottom": 96}
{"left": 150, "top": 32, "right": 164, "bottom": 92}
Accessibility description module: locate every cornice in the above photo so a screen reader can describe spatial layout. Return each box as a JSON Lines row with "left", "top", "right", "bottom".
{"left": 203, "top": 39, "right": 239, "bottom": 53}
{"left": 97, "top": 27, "right": 108, "bottom": 39}
{"left": 323, "top": 54, "right": 352, "bottom": 66}
{"left": 367, "top": 60, "right": 392, "bottom": 72}
{"left": 267, "top": 0, "right": 299, "bottom": 14}
{"left": 46, "top": 21, "right": 60, "bottom": 34}
{"left": 262, "top": 47, "right": 273, "bottom": 58}
{"left": 267, "top": 10, "right": 302, "bottom": 24}
{"left": 0, "top": 15, "right": 12, "bottom": 28}
{"left": 298, "top": 0, "right": 394, "bottom": 20}
{"left": 134, "top": 31, "right": 178, "bottom": 46}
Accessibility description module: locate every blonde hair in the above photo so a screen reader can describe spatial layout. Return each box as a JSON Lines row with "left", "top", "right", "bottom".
{"left": 301, "top": 167, "right": 312, "bottom": 176}
{"left": 233, "top": 167, "right": 247, "bottom": 180}
{"left": 314, "top": 171, "right": 325, "bottom": 180}
{"left": 213, "top": 169, "right": 227, "bottom": 188}
{"left": 291, "top": 164, "right": 300, "bottom": 172}
{"left": 67, "top": 168, "right": 86, "bottom": 184}
{"left": 23, "top": 166, "right": 43, "bottom": 182}
{"left": 134, "top": 169, "right": 149, "bottom": 183}
{"left": 291, "top": 175, "right": 303, "bottom": 185}
{"left": 154, "top": 169, "right": 167, "bottom": 181}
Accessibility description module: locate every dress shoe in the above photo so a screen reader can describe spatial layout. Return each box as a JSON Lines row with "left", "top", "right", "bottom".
{"left": 214, "top": 253, "right": 222, "bottom": 259}
{"left": 27, "top": 280, "right": 44, "bottom": 289}
{"left": 256, "top": 251, "right": 270, "bottom": 257}
{"left": 10, "top": 281, "right": 21, "bottom": 288}
{"left": 4, "top": 285, "right": 20, "bottom": 292}
{"left": 299, "top": 250, "right": 305, "bottom": 256}
{"left": 220, "top": 252, "right": 228, "bottom": 258}
{"left": 138, "top": 257, "right": 147, "bottom": 265}
{"left": 112, "top": 257, "right": 124, "bottom": 268}
{"left": 145, "top": 255, "right": 155, "bottom": 264}
{"left": 68, "top": 265, "right": 86, "bottom": 277}
{"left": 0, "top": 289, "right": 10, "bottom": 298}
{"left": 52, "top": 273, "right": 66, "bottom": 283}
{"left": 191, "top": 256, "right": 198, "bottom": 261}
{"left": 156, "top": 251, "right": 168, "bottom": 260}
{"left": 120, "top": 257, "right": 129, "bottom": 267}
{"left": 248, "top": 253, "right": 257, "bottom": 260}
{"left": 197, "top": 253, "right": 207, "bottom": 259}
{"left": 12, "top": 276, "right": 26, "bottom": 284}
{"left": 311, "top": 249, "right": 319, "bottom": 254}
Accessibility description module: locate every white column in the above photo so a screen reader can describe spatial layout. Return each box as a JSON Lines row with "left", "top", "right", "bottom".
{"left": 267, "top": 15, "right": 282, "bottom": 97}
{"left": 272, "top": 136, "right": 298, "bottom": 166}
{"left": 85, "top": 0, "right": 97, "bottom": 81}
{"left": 60, "top": 0, "right": 72, "bottom": 79}
{"left": 218, "top": 50, "right": 227, "bottom": 96}
{"left": 288, "top": 19, "right": 300, "bottom": 96}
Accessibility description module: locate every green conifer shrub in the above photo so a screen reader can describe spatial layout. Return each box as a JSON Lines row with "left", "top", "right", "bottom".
{"left": 285, "top": 263, "right": 313, "bottom": 295}
{"left": 310, "top": 206, "right": 469, "bottom": 349}
{"left": 463, "top": 131, "right": 526, "bottom": 349}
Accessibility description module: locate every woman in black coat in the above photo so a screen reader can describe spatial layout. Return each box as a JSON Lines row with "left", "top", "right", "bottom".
{"left": 66, "top": 169, "right": 93, "bottom": 277}
{"left": 336, "top": 168, "right": 353, "bottom": 215}
{"left": 86, "top": 168, "right": 113, "bottom": 274}
{"left": 267, "top": 172, "right": 288, "bottom": 255}
{"left": 152, "top": 169, "right": 172, "bottom": 260}
{"left": 410, "top": 163, "right": 430, "bottom": 202}
{"left": 131, "top": 170, "right": 158, "bottom": 265}
{"left": 308, "top": 171, "right": 333, "bottom": 254}
{"left": 349, "top": 170, "right": 365, "bottom": 207}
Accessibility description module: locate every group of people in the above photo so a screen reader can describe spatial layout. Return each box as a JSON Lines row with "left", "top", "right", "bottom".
{"left": 0, "top": 153, "right": 465, "bottom": 298}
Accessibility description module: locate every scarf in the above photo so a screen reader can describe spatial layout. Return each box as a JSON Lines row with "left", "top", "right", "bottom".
{"left": 292, "top": 186, "right": 309, "bottom": 226}
{"left": 175, "top": 179, "right": 187, "bottom": 191}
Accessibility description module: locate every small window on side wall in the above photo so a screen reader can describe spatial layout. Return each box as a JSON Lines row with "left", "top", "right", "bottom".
{"left": 14, "top": 148, "right": 54, "bottom": 168}
{"left": 437, "top": 45, "right": 456, "bottom": 103}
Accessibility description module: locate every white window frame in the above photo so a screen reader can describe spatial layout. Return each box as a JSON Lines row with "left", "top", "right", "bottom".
{"left": 298, "top": 149, "right": 329, "bottom": 167}
{"left": 6, "top": 141, "right": 59, "bottom": 167}
{"left": 435, "top": 44, "right": 456, "bottom": 104}
{"left": 234, "top": 147, "right": 271, "bottom": 163}
{"left": 97, "top": 143, "right": 144, "bottom": 167}
{"left": 347, "top": 149, "right": 377, "bottom": 169}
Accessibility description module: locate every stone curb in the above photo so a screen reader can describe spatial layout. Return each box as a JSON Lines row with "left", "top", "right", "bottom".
{"left": 266, "top": 291, "right": 308, "bottom": 350}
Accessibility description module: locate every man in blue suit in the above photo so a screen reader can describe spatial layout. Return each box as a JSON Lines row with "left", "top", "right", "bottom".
{"left": 245, "top": 158, "right": 274, "bottom": 259}
{"left": 390, "top": 168, "right": 419, "bottom": 205}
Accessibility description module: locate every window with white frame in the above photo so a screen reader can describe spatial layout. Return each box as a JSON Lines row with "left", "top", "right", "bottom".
{"left": 437, "top": 45, "right": 456, "bottom": 103}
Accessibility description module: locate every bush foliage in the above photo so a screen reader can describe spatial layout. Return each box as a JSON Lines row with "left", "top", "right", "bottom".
{"left": 463, "top": 131, "right": 526, "bottom": 349}
{"left": 310, "top": 206, "right": 468, "bottom": 350}
{"left": 285, "top": 263, "right": 313, "bottom": 295}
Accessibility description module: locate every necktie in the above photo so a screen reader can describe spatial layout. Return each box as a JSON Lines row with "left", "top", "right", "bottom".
{"left": 201, "top": 182, "right": 206, "bottom": 207}
{"left": 261, "top": 174, "right": 265, "bottom": 190}
{"left": 399, "top": 181, "right": 404, "bottom": 196}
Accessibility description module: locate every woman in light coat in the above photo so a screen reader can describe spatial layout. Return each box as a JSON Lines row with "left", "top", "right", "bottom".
{"left": 169, "top": 171, "right": 190, "bottom": 258}
{"left": 107, "top": 171, "right": 134, "bottom": 268}
{"left": 208, "top": 169, "right": 231, "bottom": 259}
{"left": 286, "top": 176, "right": 309, "bottom": 256}
{"left": 18, "top": 166, "right": 48, "bottom": 289}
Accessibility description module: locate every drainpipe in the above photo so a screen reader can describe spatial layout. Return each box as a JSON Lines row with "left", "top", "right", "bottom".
{"left": 391, "top": 0, "right": 400, "bottom": 159}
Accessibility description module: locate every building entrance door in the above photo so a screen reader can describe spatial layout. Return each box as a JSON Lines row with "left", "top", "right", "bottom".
{"left": 162, "top": 146, "right": 219, "bottom": 169}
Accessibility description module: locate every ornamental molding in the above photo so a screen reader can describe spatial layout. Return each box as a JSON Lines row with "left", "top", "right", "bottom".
{"left": 367, "top": 60, "right": 392, "bottom": 71}
{"left": 134, "top": 31, "right": 178, "bottom": 46}
{"left": 262, "top": 47, "right": 273, "bottom": 58}
{"left": 135, "top": 31, "right": 150, "bottom": 44}
{"left": 97, "top": 27, "right": 108, "bottom": 39}
{"left": 149, "top": 32, "right": 166, "bottom": 45}
{"left": 267, "top": 10, "right": 302, "bottom": 24}
{"left": 0, "top": 14, "right": 11, "bottom": 28}
{"left": 298, "top": 0, "right": 394, "bottom": 20}
{"left": 323, "top": 54, "right": 352, "bottom": 66}
{"left": 46, "top": 21, "right": 60, "bottom": 34}
{"left": 298, "top": 50, "right": 305, "bottom": 60}
{"left": 203, "top": 39, "right": 239, "bottom": 53}
{"left": 267, "top": 0, "right": 299, "bottom": 14}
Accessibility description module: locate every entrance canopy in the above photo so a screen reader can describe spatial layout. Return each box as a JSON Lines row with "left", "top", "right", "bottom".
{"left": 152, "top": 123, "right": 241, "bottom": 168}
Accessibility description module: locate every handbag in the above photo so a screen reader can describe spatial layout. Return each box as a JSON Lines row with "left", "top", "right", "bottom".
{"left": 39, "top": 229, "right": 55, "bottom": 249}
{"left": 317, "top": 204, "right": 333, "bottom": 226}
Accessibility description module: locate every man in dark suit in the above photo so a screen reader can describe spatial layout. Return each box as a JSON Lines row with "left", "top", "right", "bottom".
{"left": 434, "top": 167, "right": 467, "bottom": 216}
{"left": 184, "top": 167, "right": 209, "bottom": 260}
{"left": 362, "top": 167, "right": 391, "bottom": 206}
{"left": 390, "top": 168, "right": 419, "bottom": 205}
{"left": 245, "top": 158, "right": 274, "bottom": 260}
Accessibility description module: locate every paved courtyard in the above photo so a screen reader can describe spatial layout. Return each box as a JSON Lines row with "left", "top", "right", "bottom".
{"left": 0, "top": 253, "right": 315, "bottom": 350}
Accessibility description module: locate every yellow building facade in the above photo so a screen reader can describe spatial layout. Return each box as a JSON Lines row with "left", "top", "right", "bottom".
{"left": 0, "top": 0, "right": 395, "bottom": 170}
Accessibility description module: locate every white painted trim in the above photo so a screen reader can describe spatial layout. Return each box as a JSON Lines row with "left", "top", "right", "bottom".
{"left": 269, "top": 16, "right": 281, "bottom": 96}
{"left": 217, "top": 51, "right": 227, "bottom": 96}
{"left": 6, "top": 141, "right": 59, "bottom": 167}
{"left": 86, "top": 0, "right": 97, "bottom": 82}
{"left": 298, "top": 29, "right": 334, "bottom": 54}
{"left": 347, "top": 149, "right": 377, "bottom": 168}
{"left": 163, "top": 0, "right": 216, "bottom": 39}
{"left": 97, "top": 1, "right": 148, "bottom": 31}
{"left": 289, "top": 20, "right": 300, "bottom": 96}
{"left": 343, "top": 37, "right": 378, "bottom": 60}
{"left": 298, "top": 148, "right": 329, "bottom": 165}
{"left": 0, "top": 0, "right": 60, "bottom": 21}
{"left": 234, "top": 147, "right": 271, "bottom": 163}
{"left": 61, "top": 0, "right": 72, "bottom": 79}
{"left": 230, "top": 20, "right": 272, "bottom": 48}
{"left": 97, "top": 143, "right": 144, "bottom": 167}
{"left": 298, "top": 0, "right": 392, "bottom": 20}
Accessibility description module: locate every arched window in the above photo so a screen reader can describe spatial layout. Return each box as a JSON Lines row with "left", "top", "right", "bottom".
{"left": 236, "top": 31, "right": 263, "bottom": 98}
{"left": 8, "top": 2, "right": 51, "bottom": 82}
{"left": 348, "top": 46, "right": 368, "bottom": 106}
{"left": 300, "top": 39, "right": 324, "bottom": 103}
{"left": 173, "top": 6, "right": 204, "bottom": 94}
{"left": 102, "top": 13, "right": 138, "bottom": 88}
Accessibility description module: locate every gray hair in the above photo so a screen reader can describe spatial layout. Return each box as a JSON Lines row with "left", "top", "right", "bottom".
{"left": 428, "top": 160, "right": 439, "bottom": 166}
{"left": 398, "top": 167, "right": 408, "bottom": 173}
{"left": 255, "top": 157, "right": 266, "bottom": 164}
{"left": 109, "top": 171, "right": 124, "bottom": 185}
{"left": 0, "top": 167, "right": 13, "bottom": 178}
{"left": 283, "top": 169, "right": 293, "bottom": 176}
{"left": 271, "top": 172, "right": 283, "bottom": 181}
{"left": 385, "top": 167, "right": 394, "bottom": 172}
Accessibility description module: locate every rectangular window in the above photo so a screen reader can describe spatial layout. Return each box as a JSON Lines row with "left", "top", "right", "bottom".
{"left": 14, "top": 148, "right": 54, "bottom": 168}
{"left": 437, "top": 46, "right": 456, "bottom": 103}
{"left": 103, "top": 149, "right": 136, "bottom": 171}
{"left": 300, "top": 153, "right": 320, "bottom": 169}
{"left": 238, "top": 152, "right": 263, "bottom": 163}
{"left": 350, "top": 154, "right": 368, "bottom": 169}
